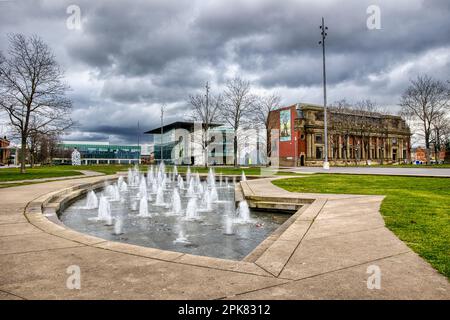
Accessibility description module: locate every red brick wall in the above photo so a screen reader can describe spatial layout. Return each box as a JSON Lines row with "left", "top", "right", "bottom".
{"left": 278, "top": 106, "right": 297, "bottom": 158}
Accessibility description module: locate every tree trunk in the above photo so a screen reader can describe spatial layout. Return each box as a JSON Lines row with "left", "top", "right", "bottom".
{"left": 30, "top": 152, "right": 34, "bottom": 169}
{"left": 425, "top": 132, "right": 431, "bottom": 164}
{"left": 234, "top": 135, "right": 238, "bottom": 167}
{"left": 20, "top": 135, "right": 27, "bottom": 173}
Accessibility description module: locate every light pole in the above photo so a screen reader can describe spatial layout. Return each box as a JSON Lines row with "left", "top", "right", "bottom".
{"left": 319, "top": 17, "right": 330, "bottom": 170}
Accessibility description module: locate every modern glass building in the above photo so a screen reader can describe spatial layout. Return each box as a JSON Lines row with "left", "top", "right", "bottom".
{"left": 55, "top": 141, "right": 141, "bottom": 164}
{"left": 145, "top": 121, "right": 264, "bottom": 165}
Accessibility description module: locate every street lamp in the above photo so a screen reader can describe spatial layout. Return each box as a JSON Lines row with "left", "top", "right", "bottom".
{"left": 319, "top": 17, "right": 330, "bottom": 170}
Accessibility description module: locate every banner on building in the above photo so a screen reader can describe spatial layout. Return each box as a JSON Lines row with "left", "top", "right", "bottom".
{"left": 279, "top": 109, "right": 291, "bottom": 141}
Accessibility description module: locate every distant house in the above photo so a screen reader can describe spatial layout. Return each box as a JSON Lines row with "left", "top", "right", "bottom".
{"left": 411, "top": 146, "right": 446, "bottom": 164}
{"left": 0, "top": 136, "right": 13, "bottom": 165}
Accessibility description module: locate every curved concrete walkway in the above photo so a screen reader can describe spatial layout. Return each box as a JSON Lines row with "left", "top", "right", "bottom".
{"left": 0, "top": 175, "right": 448, "bottom": 300}
{"left": 282, "top": 166, "right": 450, "bottom": 177}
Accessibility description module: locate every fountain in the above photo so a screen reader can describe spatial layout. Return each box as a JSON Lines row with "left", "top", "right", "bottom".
{"left": 236, "top": 200, "right": 251, "bottom": 223}
{"left": 210, "top": 186, "right": 218, "bottom": 203}
{"left": 208, "top": 168, "right": 215, "bottom": 187}
{"left": 119, "top": 181, "right": 128, "bottom": 193}
{"left": 155, "top": 185, "right": 165, "bottom": 206}
{"left": 223, "top": 215, "right": 234, "bottom": 235}
{"left": 96, "top": 195, "right": 113, "bottom": 225}
{"left": 61, "top": 163, "right": 287, "bottom": 261}
{"left": 185, "top": 197, "right": 199, "bottom": 220}
{"left": 139, "top": 178, "right": 147, "bottom": 198}
{"left": 138, "top": 195, "right": 151, "bottom": 217}
{"left": 114, "top": 216, "right": 124, "bottom": 235}
{"left": 241, "top": 171, "right": 247, "bottom": 181}
{"left": 186, "top": 178, "right": 196, "bottom": 197}
{"left": 105, "top": 184, "right": 120, "bottom": 201}
{"left": 85, "top": 190, "right": 98, "bottom": 209}
{"left": 170, "top": 188, "right": 182, "bottom": 215}
{"left": 173, "top": 223, "right": 189, "bottom": 244}
{"left": 186, "top": 166, "right": 191, "bottom": 183}
{"left": 118, "top": 176, "right": 124, "bottom": 188}
{"left": 178, "top": 175, "right": 184, "bottom": 190}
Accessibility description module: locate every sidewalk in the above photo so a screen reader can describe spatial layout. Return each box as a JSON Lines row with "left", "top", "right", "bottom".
{"left": 282, "top": 166, "right": 450, "bottom": 177}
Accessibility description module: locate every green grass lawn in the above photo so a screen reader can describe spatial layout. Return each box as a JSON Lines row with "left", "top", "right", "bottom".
{"left": 272, "top": 174, "right": 450, "bottom": 278}
{"left": 0, "top": 167, "right": 83, "bottom": 182}
{"left": 306, "top": 163, "right": 450, "bottom": 168}
{"left": 0, "top": 164, "right": 302, "bottom": 184}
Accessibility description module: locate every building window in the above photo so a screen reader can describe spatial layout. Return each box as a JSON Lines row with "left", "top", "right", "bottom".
{"left": 315, "top": 134, "right": 323, "bottom": 144}
{"left": 316, "top": 147, "right": 323, "bottom": 159}
{"left": 300, "top": 134, "right": 305, "bottom": 140}
{"left": 315, "top": 111, "right": 324, "bottom": 122}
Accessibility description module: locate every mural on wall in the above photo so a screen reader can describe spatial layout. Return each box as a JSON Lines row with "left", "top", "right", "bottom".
{"left": 280, "top": 109, "right": 291, "bottom": 141}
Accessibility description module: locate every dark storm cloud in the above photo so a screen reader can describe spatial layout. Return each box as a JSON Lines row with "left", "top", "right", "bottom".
{"left": 1, "top": 0, "right": 449, "bottom": 143}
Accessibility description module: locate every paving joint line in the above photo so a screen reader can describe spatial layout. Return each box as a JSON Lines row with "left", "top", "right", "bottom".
{"left": 227, "top": 251, "right": 412, "bottom": 298}
{"left": 275, "top": 198, "right": 328, "bottom": 277}
{"left": 0, "top": 288, "right": 27, "bottom": 300}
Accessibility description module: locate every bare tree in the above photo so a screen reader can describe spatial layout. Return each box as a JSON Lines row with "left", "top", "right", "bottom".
{"left": 354, "top": 99, "right": 382, "bottom": 163}
{"left": 328, "top": 99, "right": 355, "bottom": 165}
{"left": 399, "top": 75, "right": 450, "bottom": 164}
{"left": 252, "top": 93, "right": 281, "bottom": 165}
{"left": 430, "top": 111, "right": 450, "bottom": 163}
{"left": 0, "top": 34, "right": 72, "bottom": 173}
{"left": 220, "top": 77, "right": 256, "bottom": 166}
{"left": 187, "top": 82, "right": 222, "bottom": 167}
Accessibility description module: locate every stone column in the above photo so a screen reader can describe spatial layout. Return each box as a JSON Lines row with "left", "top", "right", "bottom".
{"left": 306, "top": 134, "right": 312, "bottom": 158}
{"left": 346, "top": 136, "right": 350, "bottom": 159}
{"left": 376, "top": 138, "right": 379, "bottom": 159}
{"left": 338, "top": 135, "right": 342, "bottom": 159}
{"left": 311, "top": 134, "right": 316, "bottom": 159}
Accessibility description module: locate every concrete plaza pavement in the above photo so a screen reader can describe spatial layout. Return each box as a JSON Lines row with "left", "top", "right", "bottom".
{"left": 0, "top": 175, "right": 448, "bottom": 299}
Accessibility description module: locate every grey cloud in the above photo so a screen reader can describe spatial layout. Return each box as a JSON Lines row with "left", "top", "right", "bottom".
{"left": 1, "top": 0, "right": 449, "bottom": 143}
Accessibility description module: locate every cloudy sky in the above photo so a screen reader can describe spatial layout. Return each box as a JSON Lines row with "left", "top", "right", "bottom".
{"left": 1, "top": 0, "right": 449, "bottom": 144}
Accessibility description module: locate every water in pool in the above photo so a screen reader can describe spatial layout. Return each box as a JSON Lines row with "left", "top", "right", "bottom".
{"left": 60, "top": 164, "right": 289, "bottom": 260}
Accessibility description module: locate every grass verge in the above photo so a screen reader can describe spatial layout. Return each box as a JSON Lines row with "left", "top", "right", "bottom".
{"left": 272, "top": 174, "right": 450, "bottom": 278}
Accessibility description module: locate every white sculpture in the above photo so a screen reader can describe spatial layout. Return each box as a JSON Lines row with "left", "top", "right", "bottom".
{"left": 71, "top": 148, "right": 81, "bottom": 166}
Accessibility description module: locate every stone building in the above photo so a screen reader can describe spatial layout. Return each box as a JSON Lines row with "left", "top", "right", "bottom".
{"left": 268, "top": 103, "right": 411, "bottom": 167}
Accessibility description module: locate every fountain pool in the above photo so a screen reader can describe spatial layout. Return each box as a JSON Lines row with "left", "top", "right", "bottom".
{"left": 60, "top": 165, "right": 289, "bottom": 260}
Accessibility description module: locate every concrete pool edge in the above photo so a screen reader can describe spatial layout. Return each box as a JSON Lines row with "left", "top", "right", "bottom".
{"left": 24, "top": 174, "right": 304, "bottom": 278}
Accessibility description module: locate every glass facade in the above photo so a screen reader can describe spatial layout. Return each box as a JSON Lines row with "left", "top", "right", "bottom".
{"left": 152, "top": 125, "right": 235, "bottom": 165}
{"left": 58, "top": 142, "right": 140, "bottom": 163}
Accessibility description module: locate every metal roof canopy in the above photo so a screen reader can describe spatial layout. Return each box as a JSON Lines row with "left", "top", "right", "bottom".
{"left": 144, "top": 121, "right": 223, "bottom": 134}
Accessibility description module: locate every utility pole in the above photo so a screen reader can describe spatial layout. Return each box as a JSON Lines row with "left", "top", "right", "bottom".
{"left": 319, "top": 17, "right": 330, "bottom": 170}
{"left": 160, "top": 104, "right": 165, "bottom": 163}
